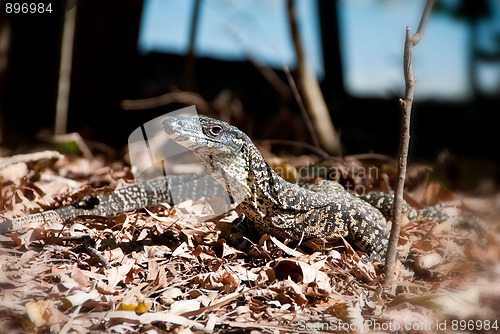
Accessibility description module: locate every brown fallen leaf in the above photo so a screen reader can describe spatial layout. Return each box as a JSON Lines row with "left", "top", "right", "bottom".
{"left": 273, "top": 259, "right": 331, "bottom": 292}
{"left": 269, "top": 236, "right": 304, "bottom": 257}
{"left": 61, "top": 290, "right": 101, "bottom": 310}
{"left": 26, "top": 300, "right": 69, "bottom": 327}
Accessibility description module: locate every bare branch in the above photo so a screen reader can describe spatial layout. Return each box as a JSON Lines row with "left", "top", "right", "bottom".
{"left": 55, "top": 4, "right": 77, "bottom": 135}
{"left": 120, "top": 91, "right": 211, "bottom": 115}
{"left": 384, "top": 0, "right": 435, "bottom": 285}
{"left": 283, "top": 65, "right": 320, "bottom": 148}
{"left": 183, "top": 0, "right": 202, "bottom": 90}
{"left": 286, "top": 0, "right": 342, "bottom": 155}
{"left": 413, "top": 0, "right": 435, "bottom": 44}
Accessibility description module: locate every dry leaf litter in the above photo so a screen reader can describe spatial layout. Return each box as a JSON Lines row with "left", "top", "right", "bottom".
{"left": 0, "top": 153, "right": 499, "bottom": 333}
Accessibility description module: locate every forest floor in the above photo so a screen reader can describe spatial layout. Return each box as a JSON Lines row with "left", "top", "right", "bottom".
{"left": 0, "top": 149, "right": 499, "bottom": 333}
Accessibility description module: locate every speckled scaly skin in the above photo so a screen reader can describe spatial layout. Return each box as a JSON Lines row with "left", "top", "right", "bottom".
{"left": 162, "top": 115, "right": 446, "bottom": 259}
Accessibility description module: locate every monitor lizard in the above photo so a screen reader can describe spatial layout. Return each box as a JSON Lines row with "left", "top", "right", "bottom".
{"left": 161, "top": 115, "right": 446, "bottom": 260}
{"left": 0, "top": 115, "right": 446, "bottom": 259}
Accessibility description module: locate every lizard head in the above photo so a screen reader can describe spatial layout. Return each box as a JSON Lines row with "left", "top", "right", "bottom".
{"left": 162, "top": 114, "right": 247, "bottom": 155}
{"left": 163, "top": 114, "right": 301, "bottom": 210}
{"left": 162, "top": 115, "right": 255, "bottom": 201}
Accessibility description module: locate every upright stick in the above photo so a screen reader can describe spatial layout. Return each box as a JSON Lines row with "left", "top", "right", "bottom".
{"left": 384, "top": 0, "right": 435, "bottom": 284}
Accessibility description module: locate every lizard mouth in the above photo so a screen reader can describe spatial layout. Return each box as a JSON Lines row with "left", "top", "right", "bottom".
{"left": 162, "top": 117, "right": 200, "bottom": 144}
{"left": 162, "top": 116, "right": 223, "bottom": 150}
{"left": 162, "top": 117, "right": 184, "bottom": 136}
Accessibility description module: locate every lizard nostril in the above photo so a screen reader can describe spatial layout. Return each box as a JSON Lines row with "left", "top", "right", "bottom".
{"left": 177, "top": 120, "right": 184, "bottom": 127}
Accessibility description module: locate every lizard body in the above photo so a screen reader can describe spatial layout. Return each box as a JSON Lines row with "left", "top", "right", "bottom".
{"left": 162, "top": 115, "right": 446, "bottom": 259}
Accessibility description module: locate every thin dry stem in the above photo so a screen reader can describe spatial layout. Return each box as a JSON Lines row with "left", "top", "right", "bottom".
{"left": 384, "top": 0, "right": 435, "bottom": 285}
{"left": 286, "top": 0, "right": 341, "bottom": 154}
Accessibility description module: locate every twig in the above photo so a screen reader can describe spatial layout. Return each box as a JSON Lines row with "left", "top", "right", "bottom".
{"left": 384, "top": 0, "right": 435, "bottom": 284}
{"left": 120, "top": 91, "right": 211, "bottom": 115}
{"left": 82, "top": 235, "right": 111, "bottom": 269}
{"left": 227, "top": 27, "right": 291, "bottom": 99}
{"left": 62, "top": 234, "right": 111, "bottom": 269}
{"left": 183, "top": 0, "right": 202, "bottom": 90}
{"left": 283, "top": 66, "right": 320, "bottom": 148}
{"left": 50, "top": 132, "right": 94, "bottom": 161}
{"left": 55, "top": 3, "right": 77, "bottom": 135}
{"left": 0, "top": 150, "right": 63, "bottom": 170}
{"left": 286, "top": 0, "right": 341, "bottom": 155}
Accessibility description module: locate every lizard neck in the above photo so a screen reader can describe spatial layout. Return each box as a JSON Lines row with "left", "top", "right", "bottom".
{"left": 200, "top": 138, "right": 320, "bottom": 217}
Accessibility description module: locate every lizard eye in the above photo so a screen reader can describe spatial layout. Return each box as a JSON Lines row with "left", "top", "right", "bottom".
{"left": 207, "top": 124, "right": 224, "bottom": 137}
